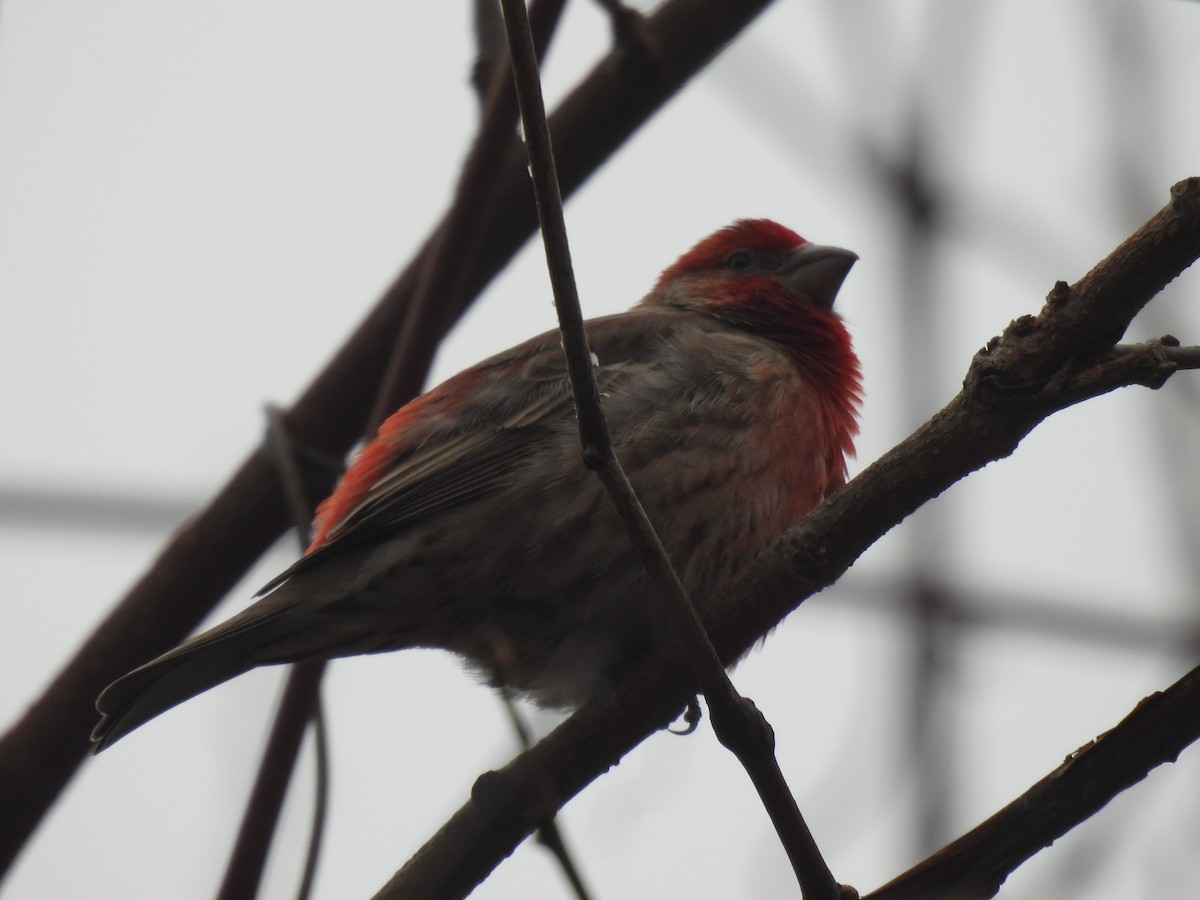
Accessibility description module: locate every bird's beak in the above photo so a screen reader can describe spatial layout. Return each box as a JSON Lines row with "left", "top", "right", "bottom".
{"left": 782, "top": 243, "right": 858, "bottom": 311}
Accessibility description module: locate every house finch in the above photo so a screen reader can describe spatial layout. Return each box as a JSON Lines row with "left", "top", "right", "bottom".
{"left": 93, "top": 219, "right": 861, "bottom": 751}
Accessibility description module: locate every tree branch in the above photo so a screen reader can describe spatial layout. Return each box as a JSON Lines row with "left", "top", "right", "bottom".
{"left": 216, "top": 409, "right": 327, "bottom": 900}
{"left": 500, "top": 0, "right": 841, "bottom": 896}
{"left": 0, "top": 0, "right": 778, "bottom": 878}
{"left": 215, "top": 4, "right": 575, "bottom": 897}
{"left": 865, "top": 661, "right": 1200, "bottom": 899}
{"left": 373, "top": 178, "right": 1200, "bottom": 900}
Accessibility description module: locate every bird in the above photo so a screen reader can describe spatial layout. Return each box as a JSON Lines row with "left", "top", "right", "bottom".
{"left": 92, "top": 219, "right": 862, "bottom": 751}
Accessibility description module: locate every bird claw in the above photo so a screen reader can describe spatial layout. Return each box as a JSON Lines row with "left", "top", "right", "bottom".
{"left": 667, "top": 697, "right": 703, "bottom": 735}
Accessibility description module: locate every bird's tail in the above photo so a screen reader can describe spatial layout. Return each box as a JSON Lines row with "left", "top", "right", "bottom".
{"left": 91, "top": 602, "right": 296, "bottom": 753}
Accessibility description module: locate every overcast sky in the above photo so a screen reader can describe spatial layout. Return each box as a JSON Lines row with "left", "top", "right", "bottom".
{"left": 3, "top": 2, "right": 1200, "bottom": 898}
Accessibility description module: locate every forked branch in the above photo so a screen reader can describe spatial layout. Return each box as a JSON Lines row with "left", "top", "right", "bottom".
{"left": 375, "top": 179, "right": 1200, "bottom": 900}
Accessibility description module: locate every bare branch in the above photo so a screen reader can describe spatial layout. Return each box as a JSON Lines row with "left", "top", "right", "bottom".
{"left": 499, "top": 0, "right": 844, "bottom": 896}
{"left": 0, "top": 0, "right": 779, "bottom": 877}
{"left": 865, "top": 662, "right": 1200, "bottom": 899}
{"left": 375, "top": 178, "right": 1200, "bottom": 900}
{"left": 216, "top": 3, "right": 575, "bottom": 895}
{"left": 367, "top": 0, "right": 568, "bottom": 434}
{"left": 216, "top": 410, "right": 328, "bottom": 900}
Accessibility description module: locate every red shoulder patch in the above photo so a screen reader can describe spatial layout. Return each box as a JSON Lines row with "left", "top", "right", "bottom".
{"left": 306, "top": 390, "right": 440, "bottom": 552}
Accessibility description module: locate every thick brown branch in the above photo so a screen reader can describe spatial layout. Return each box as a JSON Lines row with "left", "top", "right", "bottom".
{"left": 376, "top": 180, "right": 1200, "bottom": 899}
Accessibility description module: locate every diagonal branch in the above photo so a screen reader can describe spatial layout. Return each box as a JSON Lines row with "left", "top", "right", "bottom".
{"left": 864, "top": 661, "right": 1200, "bottom": 899}
{"left": 373, "top": 178, "right": 1200, "bottom": 900}
{"left": 366, "top": 0, "right": 568, "bottom": 434}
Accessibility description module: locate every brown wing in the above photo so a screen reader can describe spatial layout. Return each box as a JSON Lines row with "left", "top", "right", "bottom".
{"left": 258, "top": 309, "right": 687, "bottom": 593}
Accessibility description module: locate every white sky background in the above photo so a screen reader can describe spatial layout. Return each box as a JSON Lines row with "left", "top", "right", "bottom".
{"left": 2, "top": 1, "right": 1199, "bottom": 898}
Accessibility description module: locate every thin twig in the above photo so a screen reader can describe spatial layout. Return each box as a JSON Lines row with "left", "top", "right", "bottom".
{"left": 214, "top": 663, "right": 327, "bottom": 900}
{"left": 216, "top": 410, "right": 330, "bottom": 900}
{"left": 219, "top": 6, "right": 576, "bottom": 895}
{"left": 498, "top": 1, "right": 842, "bottom": 898}
{"left": 499, "top": 691, "right": 593, "bottom": 900}
{"left": 469, "top": 0, "right": 507, "bottom": 105}
{"left": 294, "top": 695, "right": 328, "bottom": 900}
{"left": 367, "top": 0, "right": 568, "bottom": 434}
{"left": 218, "top": 7, "right": 572, "bottom": 894}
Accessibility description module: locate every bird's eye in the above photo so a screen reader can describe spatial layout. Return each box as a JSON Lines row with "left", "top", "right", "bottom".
{"left": 726, "top": 251, "right": 752, "bottom": 271}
